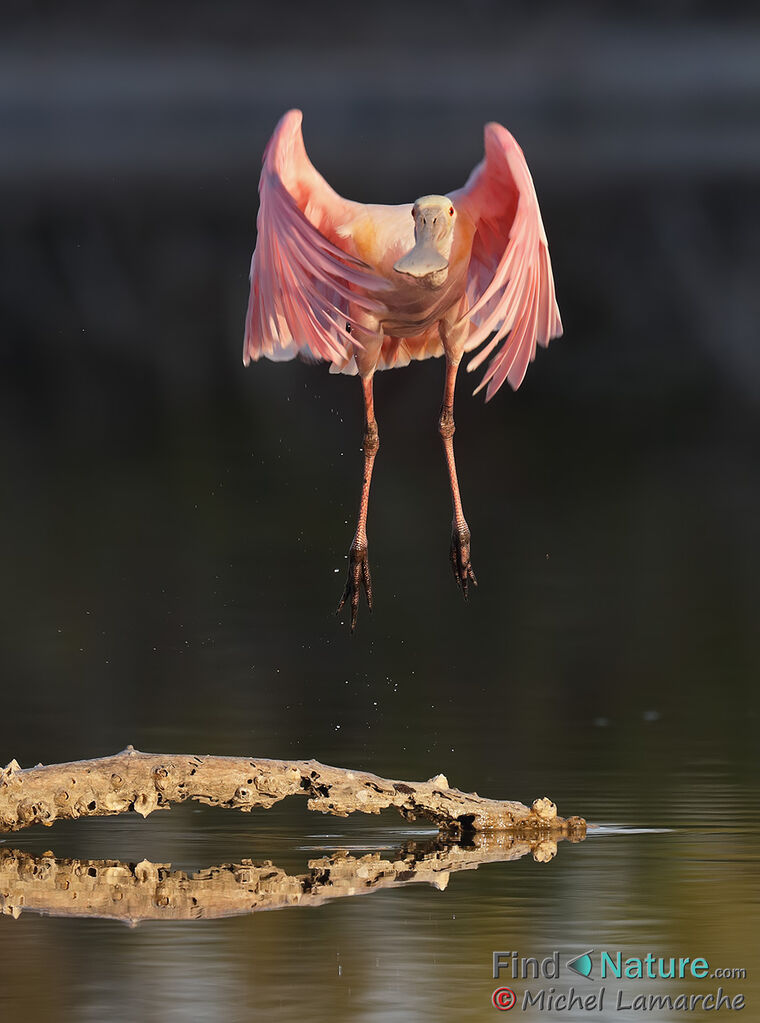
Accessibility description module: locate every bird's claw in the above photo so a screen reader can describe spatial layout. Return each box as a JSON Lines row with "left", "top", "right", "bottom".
{"left": 450, "top": 524, "right": 477, "bottom": 599}
{"left": 337, "top": 541, "right": 373, "bottom": 633}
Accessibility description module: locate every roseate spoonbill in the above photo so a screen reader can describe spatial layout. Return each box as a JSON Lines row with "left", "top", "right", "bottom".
{"left": 243, "top": 110, "right": 562, "bottom": 631}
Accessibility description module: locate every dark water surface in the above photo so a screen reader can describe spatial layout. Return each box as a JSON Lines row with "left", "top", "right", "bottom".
{"left": 1, "top": 406, "right": 758, "bottom": 1021}
{"left": 1, "top": 812, "right": 759, "bottom": 1022}
{"left": 2, "top": 6, "right": 760, "bottom": 1020}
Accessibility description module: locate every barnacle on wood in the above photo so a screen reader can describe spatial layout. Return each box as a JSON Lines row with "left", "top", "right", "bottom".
{"left": 0, "top": 749, "right": 585, "bottom": 838}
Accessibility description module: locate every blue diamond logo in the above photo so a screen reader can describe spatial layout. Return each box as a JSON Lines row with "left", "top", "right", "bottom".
{"left": 567, "top": 950, "right": 594, "bottom": 978}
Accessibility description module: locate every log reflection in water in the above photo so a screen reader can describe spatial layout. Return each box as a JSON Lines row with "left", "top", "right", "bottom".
{"left": 0, "top": 831, "right": 585, "bottom": 924}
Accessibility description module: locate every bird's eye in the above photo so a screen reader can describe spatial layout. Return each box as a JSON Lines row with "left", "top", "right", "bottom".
{"left": 411, "top": 209, "right": 416, "bottom": 219}
{"left": 449, "top": 206, "right": 454, "bottom": 216}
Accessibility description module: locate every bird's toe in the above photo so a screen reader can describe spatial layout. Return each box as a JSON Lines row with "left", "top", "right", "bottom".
{"left": 450, "top": 525, "right": 477, "bottom": 600}
{"left": 337, "top": 541, "right": 372, "bottom": 632}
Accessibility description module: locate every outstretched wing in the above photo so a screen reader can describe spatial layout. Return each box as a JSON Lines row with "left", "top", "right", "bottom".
{"left": 451, "top": 122, "right": 563, "bottom": 400}
{"left": 243, "top": 110, "right": 389, "bottom": 367}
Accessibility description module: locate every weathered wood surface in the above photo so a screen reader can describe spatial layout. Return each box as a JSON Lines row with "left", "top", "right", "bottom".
{"left": 0, "top": 748, "right": 586, "bottom": 837}
{"left": 0, "top": 832, "right": 585, "bottom": 923}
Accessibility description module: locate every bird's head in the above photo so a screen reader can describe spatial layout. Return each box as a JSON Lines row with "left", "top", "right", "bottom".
{"left": 393, "top": 195, "right": 456, "bottom": 289}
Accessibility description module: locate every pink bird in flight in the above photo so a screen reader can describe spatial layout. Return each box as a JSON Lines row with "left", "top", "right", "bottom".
{"left": 244, "top": 110, "right": 562, "bottom": 631}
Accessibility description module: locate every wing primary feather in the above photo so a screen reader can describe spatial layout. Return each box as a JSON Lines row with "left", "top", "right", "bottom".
{"left": 244, "top": 111, "right": 388, "bottom": 367}
{"left": 454, "top": 122, "right": 562, "bottom": 398}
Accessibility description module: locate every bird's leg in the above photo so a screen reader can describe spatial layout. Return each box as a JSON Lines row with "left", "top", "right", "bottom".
{"left": 337, "top": 375, "right": 379, "bottom": 632}
{"left": 439, "top": 358, "right": 477, "bottom": 598}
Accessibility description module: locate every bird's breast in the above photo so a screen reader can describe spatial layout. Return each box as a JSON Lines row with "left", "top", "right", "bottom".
{"left": 379, "top": 277, "right": 465, "bottom": 336}
{"left": 345, "top": 205, "right": 474, "bottom": 335}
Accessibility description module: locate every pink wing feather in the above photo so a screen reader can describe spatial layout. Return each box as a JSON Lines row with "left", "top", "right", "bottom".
{"left": 243, "top": 110, "right": 389, "bottom": 368}
{"left": 452, "top": 123, "right": 563, "bottom": 400}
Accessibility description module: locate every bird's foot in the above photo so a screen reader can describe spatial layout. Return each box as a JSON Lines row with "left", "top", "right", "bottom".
{"left": 450, "top": 523, "right": 477, "bottom": 599}
{"left": 337, "top": 540, "right": 373, "bottom": 633}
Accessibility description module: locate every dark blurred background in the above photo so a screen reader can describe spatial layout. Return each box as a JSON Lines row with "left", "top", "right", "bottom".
{"left": 1, "top": 0, "right": 758, "bottom": 796}
{"left": 1, "top": 5, "right": 760, "bottom": 1022}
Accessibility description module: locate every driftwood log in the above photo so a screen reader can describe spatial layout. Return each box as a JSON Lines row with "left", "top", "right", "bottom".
{"left": 0, "top": 833, "right": 585, "bottom": 923}
{"left": 0, "top": 748, "right": 586, "bottom": 837}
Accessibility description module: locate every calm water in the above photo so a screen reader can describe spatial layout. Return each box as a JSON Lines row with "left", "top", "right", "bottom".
{"left": 1, "top": 402, "right": 758, "bottom": 1020}
{"left": 2, "top": 8, "right": 759, "bottom": 1017}
{"left": 1, "top": 772, "right": 758, "bottom": 1021}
